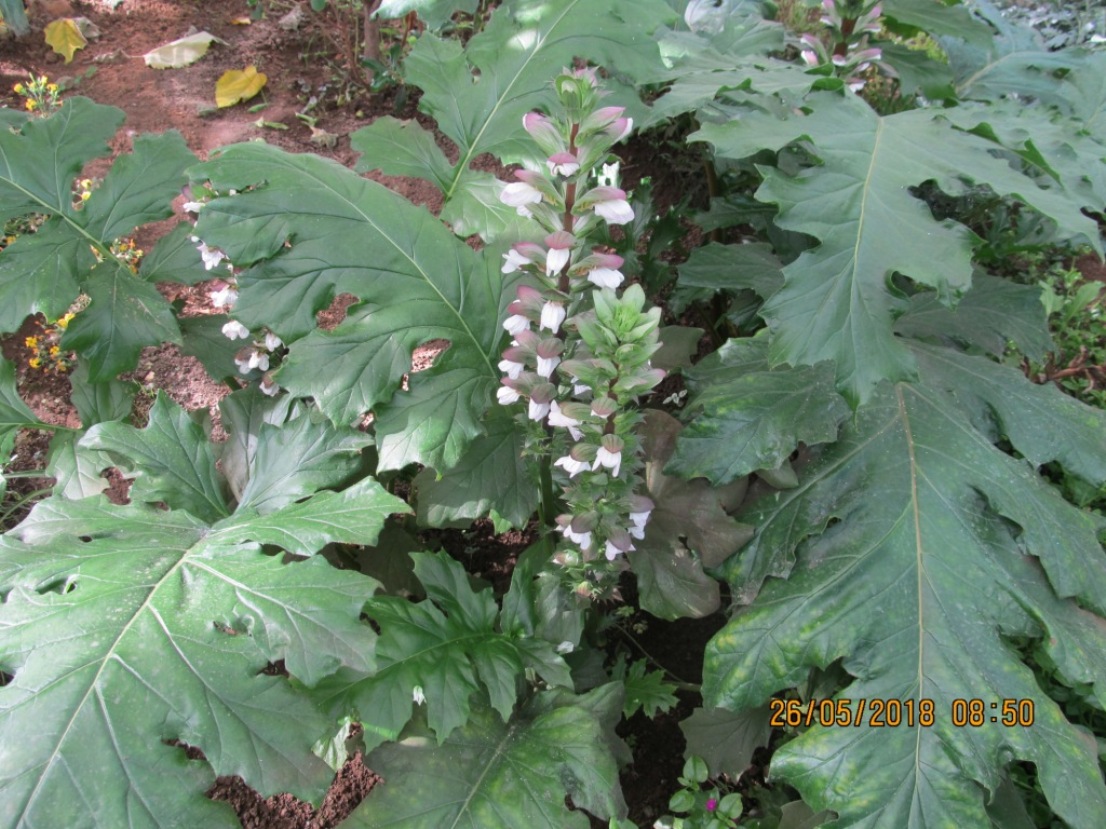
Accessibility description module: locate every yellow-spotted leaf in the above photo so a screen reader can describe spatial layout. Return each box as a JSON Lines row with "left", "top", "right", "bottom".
{"left": 44, "top": 18, "right": 87, "bottom": 63}
{"left": 215, "top": 66, "right": 267, "bottom": 108}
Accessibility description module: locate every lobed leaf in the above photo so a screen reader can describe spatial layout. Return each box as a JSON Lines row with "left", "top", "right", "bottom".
{"left": 0, "top": 496, "right": 382, "bottom": 828}
{"left": 311, "top": 552, "right": 571, "bottom": 752}
{"left": 192, "top": 143, "right": 506, "bottom": 472}
{"left": 694, "top": 89, "right": 1101, "bottom": 403}
{"left": 706, "top": 345, "right": 1106, "bottom": 827}
{"left": 352, "top": 0, "right": 675, "bottom": 240}
{"left": 348, "top": 685, "right": 629, "bottom": 828}
{"left": 81, "top": 392, "right": 230, "bottom": 523}
{"left": 669, "top": 337, "right": 848, "bottom": 486}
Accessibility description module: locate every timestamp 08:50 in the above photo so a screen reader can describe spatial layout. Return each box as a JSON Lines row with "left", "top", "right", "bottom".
{"left": 768, "top": 698, "right": 1036, "bottom": 729}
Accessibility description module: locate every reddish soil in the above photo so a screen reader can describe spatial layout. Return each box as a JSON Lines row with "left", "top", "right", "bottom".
{"left": 0, "top": 2, "right": 705, "bottom": 826}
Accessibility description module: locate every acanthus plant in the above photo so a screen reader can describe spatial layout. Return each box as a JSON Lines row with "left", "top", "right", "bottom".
{"left": 1, "top": 0, "right": 1106, "bottom": 827}
{"left": 493, "top": 68, "right": 666, "bottom": 597}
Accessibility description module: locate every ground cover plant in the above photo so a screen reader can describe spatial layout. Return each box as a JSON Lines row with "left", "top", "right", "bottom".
{"left": 1, "top": 0, "right": 1106, "bottom": 827}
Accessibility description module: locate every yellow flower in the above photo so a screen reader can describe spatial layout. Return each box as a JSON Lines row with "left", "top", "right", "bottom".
{"left": 57, "top": 313, "right": 74, "bottom": 329}
{"left": 80, "top": 191, "right": 91, "bottom": 201}
{"left": 49, "top": 345, "right": 60, "bottom": 357}
{"left": 24, "top": 336, "right": 38, "bottom": 348}
{"left": 47, "top": 83, "right": 58, "bottom": 93}
{"left": 80, "top": 179, "right": 92, "bottom": 189}
{"left": 29, "top": 357, "right": 41, "bottom": 369}
{"left": 13, "top": 83, "right": 24, "bottom": 94}
{"left": 25, "top": 99, "right": 36, "bottom": 111}
{"left": 56, "top": 363, "right": 68, "bottom": 373}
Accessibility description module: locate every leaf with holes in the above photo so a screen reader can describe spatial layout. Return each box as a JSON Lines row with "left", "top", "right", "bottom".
{"left": 191, "top": 143, "right": 508, "bottom": 473}
{"left": 0, "top": 491, "right": 383, "bottom": 829}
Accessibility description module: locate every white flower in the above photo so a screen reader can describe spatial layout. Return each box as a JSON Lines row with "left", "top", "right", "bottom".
{"left": 594, "top": 445, "right": 622, "bottom": 477}
{"left": 597, "top": 162, "right": 620, "bottom": 188}
{"left": 560, "top": 525, "right": 592, "bottom": 549}
{"left": 605, "top": 540, "right": 625, "bottom": 561}
{"left": 182, "top": 200, "right": 205, "bottom": 213}
{"left": 500, "top": 181, "right": 544, "bottom": 210}
{"left": 629, "top": 524, "right": 645, "bottom": 540}
{"left": 528, "top": 397, "right": 551, "bottom": 421}
{"left": 594, "top": 198, "right": 634, "bottom": 225}
{"left": 497, "top": 385, "right": 521, "bottom": 405}
{"left": 547, "top": 401, "right": 583, "bottom": 439}
{"left": 545, "top": 246, "right": 570, "bottom": 276}
{"left": 260, "top": 378, "right": 280, "bottom": 397}
{"left": 536, "top": 354, "right": 560, "bottom": 378}
{"left": 556, "top": 640, "right": 575, "bottom": 654}
{"left": 412, "top": 686, "right": 426, "bottom": 706}
{"left": 222, "top": 320, "right": 250, "bottom": 340}
{"left": 197, "top": 241, "right": 227, "bottom": 271}
{"left": 554, "top": 455, "right": 590, "bottom": 477}
{"left": 547, "top": 151, "right": 580, "bottom": 176}
{"left": 540, "top": 302, "right": 566, "bottom": 333}
{"left": 630, "top": 508, "right": 652, "bottom": 528}
{"left": 498, "top": 358, "right": 525, "bottom": 379}
{"left": 503, "top": 314, "right": 530, "bottom": 336}
{"left": 501, "top": 248, "right": 531, "bottom": 274}
{"left": 248, "top": 351, "right": 270, "bottom": 372}
{"left": 210, "top": 285, "right": 238, "bottom": 308}
{"left": 264, "top": 331, "right": 283, "bottom": 351}
{"left": 547, "top": 400, "right": 580, "bottom": 429}
{"left": 587, "top": 267, "right": 624, "bottom": 289}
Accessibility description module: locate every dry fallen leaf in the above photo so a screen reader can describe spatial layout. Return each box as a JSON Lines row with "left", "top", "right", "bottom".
{"left": 215, "top": 66, "right": 268, "bottom": 108}
{"left": 143, "top": 32, "right": 221, "bottom": 69}
{"left": 44, "top": 18, "right": 87, "bottom": 63}
{"left": 230, "top": 16, "right": 252, "bottom": 25}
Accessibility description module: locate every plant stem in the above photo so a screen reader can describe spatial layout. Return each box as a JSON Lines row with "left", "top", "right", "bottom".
{"left": 615, "top": 622, "right": 701, "bottom": 691}
{"left": 538, "top": 453, "right": 555, "bottom": 528}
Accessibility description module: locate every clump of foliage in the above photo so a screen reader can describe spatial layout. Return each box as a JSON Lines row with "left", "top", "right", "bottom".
{"left": 1, "top": 0, "right": 1106, "bottom": 827}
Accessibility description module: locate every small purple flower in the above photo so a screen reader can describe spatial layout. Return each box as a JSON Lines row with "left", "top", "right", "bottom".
{"left": 705, "top": 797, "right": 718, "bottom": 812}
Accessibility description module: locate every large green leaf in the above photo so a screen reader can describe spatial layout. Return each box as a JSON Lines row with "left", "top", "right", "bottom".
{"left": 892, "top": 273, "right": 1053, "bottom": 362}
{"left": 705, "top": 345, "right": 1106, "bottom": 827}
{"left": 0, "top": 98, "right": 121, "bottom": 330}
{"left": 212, "top": 477, "right": 409, "bottom": 557}
{"left": 192, "top": 143, "right": 506, "bottom": 472}
{"left": 632, "top": 411, "right": 752, "bottom": 619}
{"left": 881, "top": 0, "right": 991, "bottom": 46}
{"left": 669, "top": 337, "right": 848, "bottom": 485}
{"left": 694, "top": 89, "right": 1101, "bottom": 403}
{"left": 312, "top": 552, "right": 571, "bottom": 753}
{"left": 0, "top": 359, "right": 47, "bottom": 460}
{"left": 0, "top": 105, "right": 195, "bottom": 376}
{"left": 413, "top": 409, "right": 539, "bottom": 531}
{"left": 61, "top": 262, "right": 182, "bottom": 382}
{"left": 234, "top": 410, "right": 373, "bottom": 514}
{"left": 375, "top": 0, "right": 480, "bottom": 29}
{"left": 80, "top": 392, "right": 230, "bottom": 523}
{"left": 0, "top": 0, "right": 30, "bottom": 36}
{"left": 0, "top": 495, "right": 382, "bottom": 828}
{"left": 352, "top": 0, "right": 675, "bottom": 239}
{"left": 347, "top": 684, "right": 628, "bottom": 828}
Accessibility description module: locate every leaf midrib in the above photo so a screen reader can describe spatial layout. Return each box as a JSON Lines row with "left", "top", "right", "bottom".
{"left": 11, "top": 544, "right": 193, "bottom": 826}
